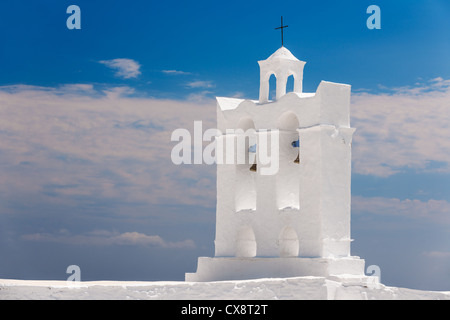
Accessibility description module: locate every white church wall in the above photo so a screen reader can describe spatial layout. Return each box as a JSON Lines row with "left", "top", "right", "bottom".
{"left": 276, "top": 112, "right": 300, "bottom": 210}
{"left": 297, "top": 126, "right": 324, "bottom": 257}
{"left": 316, "top": 81, "right": 351, "bottom": 127}
{"left": 214, "top": 134, "right": 237, "bottom": 257}
{"left": 320, "top": 125, "right": 355, "bottom": 257}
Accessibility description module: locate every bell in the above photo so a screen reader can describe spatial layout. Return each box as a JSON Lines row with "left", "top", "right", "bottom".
{"left": 292, "top": 139, "right": 300, "bottom": 164}
{"left": 248, "top": 143, "right": 257, "bottom": 172}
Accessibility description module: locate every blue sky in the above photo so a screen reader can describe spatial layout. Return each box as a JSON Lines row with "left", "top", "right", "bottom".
{"left": 0, "top": 0, "right": 449, "bottom": 291}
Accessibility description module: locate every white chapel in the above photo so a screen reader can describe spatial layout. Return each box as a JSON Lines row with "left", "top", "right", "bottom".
{"left": 186, "top": 46, "right": 368, "bottom": 282}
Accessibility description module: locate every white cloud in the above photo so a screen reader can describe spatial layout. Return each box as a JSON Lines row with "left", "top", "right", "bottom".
{"left": 352, "top": 195, "right": 450, "bottom": 224}
{"left": 21, "top": 230, "right": 196, "bottom": 248}
{"left": 0, "top": 84, "right": 217, "bottom": 214}
{"left": 186, "top": 80, "right": 215, "bottom": 89}
{"left": 351, "top": 78, "right": 450, "bottom": 177}
{"left": 99, "top": 58, "right": 141, "bottom": 79}
{"left": 423, "top": 251, "right": 450, "bottom": 258}
{"left": 162, "top": 70, "right": 191, "bottom": 75}
{"left": 186, "top": 90, "right": 214, "bottom": 103}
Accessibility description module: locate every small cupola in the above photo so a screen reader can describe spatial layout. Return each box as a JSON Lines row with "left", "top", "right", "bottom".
{"left": 258, "top": 47, "right": 306, "bottom": 103}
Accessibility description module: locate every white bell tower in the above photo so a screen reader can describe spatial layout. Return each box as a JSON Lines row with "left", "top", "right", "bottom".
{"left": 258, "top": 46, "right": 306, "bottom": 103}
{"left": 186, "top": 46, "right": 369, "bottom": 283}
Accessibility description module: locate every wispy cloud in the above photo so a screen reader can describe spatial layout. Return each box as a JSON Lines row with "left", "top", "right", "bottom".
{"left": 186, "top": 80, "right": 215, "bottom": 89}
{"left": 22, "top": 230, "right": 196, "bottom": 248}
{"left": 352, "top": 195, "right": 450, "bottom": 224}
{"left": 423, "top": 251, "right": 450, "bottom": 258}
{"left": 99, "top": 58, "right": 141, "bottom": 79}
{"left": 376, "top": 77, "right": 450, "bottom": 96}
{"left": 162, "top": 70, "right": 192, "bottom": 75}
{"left": 0, "top": 83, "right": 216, "bottom": 216}
{"left": 351, "top": 77, "right": 450, "bottom": 177}
{"left": 186, "top": 90, "right": 214, "bottom": 103}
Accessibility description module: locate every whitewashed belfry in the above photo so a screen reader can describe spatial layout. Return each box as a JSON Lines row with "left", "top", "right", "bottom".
{"left": 258, "top": 47, "right": 305, "bottom": 103}
{"left": 186, "top": 46, "right": 369, "bottom": 282}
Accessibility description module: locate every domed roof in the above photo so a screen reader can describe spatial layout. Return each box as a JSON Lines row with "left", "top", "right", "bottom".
{"left": 266, "top": 46, "right": 299, "bottom": 61}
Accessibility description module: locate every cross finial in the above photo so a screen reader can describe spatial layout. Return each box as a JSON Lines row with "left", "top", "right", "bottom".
{"left": 275, "top": 16, "right": 288, "bottom": 47}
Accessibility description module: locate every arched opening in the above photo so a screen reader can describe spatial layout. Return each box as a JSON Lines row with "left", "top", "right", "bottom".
{"left": 277, "top": 111, "right": 300, "bottom": 131}
{"left": 237, "top": 117, "right": 256, "bottom": 132}
{"left": 235, "top": 118, "right": 257, "bottom": 212}
{"left": 236, "top": 116, "right": 257, "bottom": 169}
{"left": 268, "top": 74, "right": 276, "bottom": 101}
{"left": 278, "top": 227, "right": 299, "bottom": 257}
{"left": 235, "top": 226, "right": 257, "bottom": 257}
{"left": 276, "top": 112, "right": 300, "bottom": 210}
{"left": 286, "top": 74, "right": 295, "bottom": 94}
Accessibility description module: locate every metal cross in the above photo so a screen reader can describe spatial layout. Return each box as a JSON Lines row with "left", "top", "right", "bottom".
{"left": 275, "top": 16, "right": 288, "bottom": 47}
